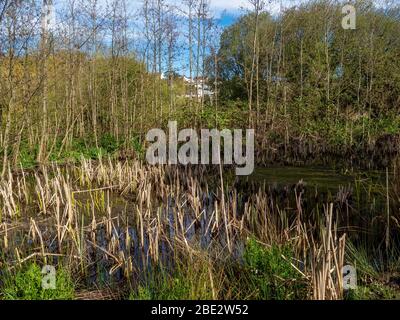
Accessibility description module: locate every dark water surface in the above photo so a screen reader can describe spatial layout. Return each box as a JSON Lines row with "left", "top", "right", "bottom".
{"left": 250, "top": 166, "right": 385, "bottom": 190}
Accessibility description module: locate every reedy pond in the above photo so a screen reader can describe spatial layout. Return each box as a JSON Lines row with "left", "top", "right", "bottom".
{"left": 0, "top": 159, "right": 399, "bottom": 300}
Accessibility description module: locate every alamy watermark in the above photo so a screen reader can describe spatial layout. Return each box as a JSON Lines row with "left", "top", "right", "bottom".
{"left": 342, "top": 264, "right": 357, "bottom": 290}
{"left": 342, "top": 4, "right": 356, "bottom": 30}
{"left": 145, "top": 121, "right": 254, "bottom": 176}
{"left": 41, "top": 265, "right": 56, "bottom": 290}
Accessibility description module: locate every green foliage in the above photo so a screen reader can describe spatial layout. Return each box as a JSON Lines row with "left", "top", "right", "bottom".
{"left": 131, "top": 136, "right": 145, "bottom": 159}
{"left": 200, "top": 105, "right": 247, "bottom": 129}
{"left": 1, "top": 263, "right": 75, "bottom": 300}
{"left": 243, "top": 238, "right": 308, "bottom": 300}
{"left": 129, "top": 259, "right": 215, "bottom": 300}
{"left": 129, "top": 285, "right": 152, "bottom": 300}
{"left": 18, "top": 134, "right": 123, "bottom": 168}
{"left": 129, "top": 272, "right": 191, "bottom": 300}
{"left": 345, "top": 284, "right": 400, "bottom": 300}
{"left": 99, "top": 133, "right": 119, "bottom": 154}
{"left": 210, "top": 1, "right": 400, "bottom": 161}
{"left": 18, "top": 143, "right": 37, "bottom": 168}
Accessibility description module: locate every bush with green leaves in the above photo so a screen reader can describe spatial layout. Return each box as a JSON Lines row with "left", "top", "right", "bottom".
{"left": 243, "top": 238, "right": 308, "bottom": 300}
{"left": 1, "top": 263, "right": 75, "bottom": 300}
{"left": 99, "top": 133, "right": 119, "bottom": 153}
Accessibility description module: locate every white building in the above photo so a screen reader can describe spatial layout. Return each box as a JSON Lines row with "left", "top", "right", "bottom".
{"left": 183, "top": 76, "right": 213, "bottom": 99}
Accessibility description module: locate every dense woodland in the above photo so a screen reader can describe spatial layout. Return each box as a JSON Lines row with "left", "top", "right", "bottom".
{"left": 0, "top": 0, "right": 399, "bottom": 172}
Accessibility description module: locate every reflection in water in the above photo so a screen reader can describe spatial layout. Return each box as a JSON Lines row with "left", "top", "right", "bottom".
{"left": 1, "top": 163, "right": 391, "bottom": 292}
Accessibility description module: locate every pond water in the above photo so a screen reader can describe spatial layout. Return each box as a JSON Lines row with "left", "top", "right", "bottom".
{"left": 249, "top": 166, "right": 386, "bottom": 190}
{"left": 1, "top": 163, "right": 393, "bottom": 292}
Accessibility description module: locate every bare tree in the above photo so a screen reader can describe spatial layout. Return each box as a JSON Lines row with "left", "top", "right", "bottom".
{"left": 248, "top": 0, "right": 265, "bottom": 126}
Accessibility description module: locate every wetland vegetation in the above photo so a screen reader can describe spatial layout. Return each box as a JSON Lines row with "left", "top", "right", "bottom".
{"left": 1, "top": 159, "right": 399, "bottom": 300}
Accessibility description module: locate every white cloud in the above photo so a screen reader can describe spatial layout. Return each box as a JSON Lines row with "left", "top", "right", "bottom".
{"left": 56, "top": 0, "right": 309, "bottom": 22}
{"left": 180, "top": 0, "right": 309, "bottom": 18}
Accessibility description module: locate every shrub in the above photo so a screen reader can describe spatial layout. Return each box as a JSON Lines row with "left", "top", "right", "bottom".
{"left": 243, "top": 238, "right": 308, "bottom": 299}
{"left": 1, "top": 263, "right": 75, "bottom": 300}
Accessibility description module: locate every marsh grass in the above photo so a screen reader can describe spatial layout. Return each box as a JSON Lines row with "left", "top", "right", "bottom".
{"left": 345, "top": 283, "right": 400, "bottom": 300}
{"left": 127, "top": 245, "right": 224, "bottom": 300}
{"left": 242, "top": 239, "right": 309, "bottom": 300}
{"left": 0, "top": 157, "right": 398, "bottom": 300}
{"left": 129, "top": 264, "right": 216, "bottom": 300}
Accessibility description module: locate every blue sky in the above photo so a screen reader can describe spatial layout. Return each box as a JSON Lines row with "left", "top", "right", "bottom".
{"left": 53, "top": 1, "right": 309, "bottom": 29}
{"left": 215, "top": 11, "right": 238, "bottom": 27}
{"left": 48, "top": 0, "right": 397, "bottom": 76}
{"left": 51, "top": 0, "right": 310, "bottom": 75}
{"left": 54, "top": 1, "right": 307, "bottom": 21}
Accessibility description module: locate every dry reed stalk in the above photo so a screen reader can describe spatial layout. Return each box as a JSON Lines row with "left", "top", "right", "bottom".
{"left": 208, "top": 259, "right": 217, "bottom": 299}
{"left": 30, "top": 218, "right": 47, "bottom": 264}
{"left": 55, "top": 196, "right": 62, "bottom": 252}
{"left": 311, "top": 203, "right": 346, "bottom": 300}
{"left": 1, "top": 158, "right": 356, "bottom": 300}
{"left": 137, "top": 206, "right": 144, "bottom": 248}
{"left": 2, "top": 222, "right": 8, "bottom": 249}
{"left": 8, "top": 252, "right": 81, "bottom": 270}
{"left": 386, "top": 167, "right": 390, "bottom": 257}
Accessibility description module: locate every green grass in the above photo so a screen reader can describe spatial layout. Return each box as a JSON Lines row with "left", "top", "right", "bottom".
{"left": 345, "top": 284, "right": 400, "bottom": 300}
{"left": 128, "top": 240, "right": 310, "bottom": 300}
{"left": 344, "top": 241, "right": 400, "bottom": 300}
{"left": 129, "top": 258, "right": 215, "bottom": 300}
{"left": 17, "top": 134, "right": 124, "bottom": 169}
{"left": 241, "top": 238, "right": 308, "bottom": 300}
